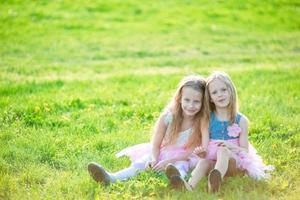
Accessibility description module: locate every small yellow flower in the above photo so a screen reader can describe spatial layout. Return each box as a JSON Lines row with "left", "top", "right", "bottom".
{"left": 35, "top": 106, "right": 40, "bottom": 113}
{"left": 62, "top": 115, "right": 70, "bottom": 121}
{"left": 149, "top": 192, "right": 156, "bottom": 196}
{"left": 43, "top": 103, "right": 50, "bottom": 112}
{"left": 87, "top": 104, "right": 95, "bottom": 112}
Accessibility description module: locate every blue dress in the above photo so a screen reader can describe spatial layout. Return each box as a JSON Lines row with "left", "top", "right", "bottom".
{"left": 206, "top": 112, "right": 274, "bottom": 180}
{"left": 209, "top": 112, "right": 242, "bottom": 140}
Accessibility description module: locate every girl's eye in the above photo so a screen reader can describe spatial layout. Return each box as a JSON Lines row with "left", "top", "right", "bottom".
{"left": 211, "top": 91, "right": 217, "bottom": 95}
{"left": 184, "top": 98, "right": 190, "bottom": 102}
{"left": 221, "top": 88, "right": 227, "bottom": 92}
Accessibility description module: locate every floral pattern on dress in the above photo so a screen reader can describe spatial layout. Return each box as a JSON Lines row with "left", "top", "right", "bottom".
{"left": 227, "top": 123, "right": 241, "bottom": 137}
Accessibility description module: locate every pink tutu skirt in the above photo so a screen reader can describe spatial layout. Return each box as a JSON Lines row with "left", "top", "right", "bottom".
{"left": 116, "top": 142, "right": 200, "bottom": 169}
{"left": 206, "top": 139, "right": 274, "bottom": 180}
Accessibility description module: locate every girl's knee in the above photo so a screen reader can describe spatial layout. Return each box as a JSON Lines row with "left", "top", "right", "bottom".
{"left": 217, "top": 147, "right": 230, "bottom": 156}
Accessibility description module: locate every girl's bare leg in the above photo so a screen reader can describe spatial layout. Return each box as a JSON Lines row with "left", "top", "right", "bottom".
{"left": 188, "top": 159, "right": 214, "bottom": 188}
{"left": 214, "top": 147, "right": 230, "bottom": 178}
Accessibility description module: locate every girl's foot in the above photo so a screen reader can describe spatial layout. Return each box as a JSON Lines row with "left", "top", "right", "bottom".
{"left": 165, "top": 163, "right": 180, "bottom": 180}
{"left": 170, "top": 175, "right": 193, "bottom": 191}
{"left": 88, "top": 162, "right": 111, "bottom": 185}
{"left": 208, "top": 169, "right": 222, "bottom": 193}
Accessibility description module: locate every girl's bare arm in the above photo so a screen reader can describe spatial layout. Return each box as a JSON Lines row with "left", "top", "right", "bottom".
{"left": 150, "top": 114, "right": 168, "bottom": 165}
{"left": 238, "top": 115, "right": 249, "bottom": 152}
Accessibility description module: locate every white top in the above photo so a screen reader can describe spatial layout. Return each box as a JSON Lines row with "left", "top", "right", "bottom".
{"left": 164, "top": 111, "right": 192, "bottom": 147}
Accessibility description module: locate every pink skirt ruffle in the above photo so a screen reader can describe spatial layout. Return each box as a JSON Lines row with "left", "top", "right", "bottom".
{"left": 116, "top": 142, "right": 200, "bottom": 169}
{"left": 206, "top": 139, "right": 274, "bottom": 180}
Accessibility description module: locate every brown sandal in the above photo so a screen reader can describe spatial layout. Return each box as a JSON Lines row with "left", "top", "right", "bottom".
{"left": 88, "top": 162, "right": 111, "bottom": 185}
{"left": 165, "top": 163, "right": 181, "bottom": 181}
{"left": 208, "top": 169, "right": 222, "bottom": 193}
{"left": 170, "top": 175, "right": 193, "bottom": 191}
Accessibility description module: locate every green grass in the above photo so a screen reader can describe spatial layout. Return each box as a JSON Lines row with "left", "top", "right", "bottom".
{"left": 0, "top": 0, "right": 299, "bottom": 199}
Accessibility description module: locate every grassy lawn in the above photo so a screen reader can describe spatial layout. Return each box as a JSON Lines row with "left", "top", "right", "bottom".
{"left": 0, "top": 0, "right": 299, "bottom": 199}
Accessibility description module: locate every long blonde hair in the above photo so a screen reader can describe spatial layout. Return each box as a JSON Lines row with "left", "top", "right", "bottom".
{"left": 205, "top": 71, "right": 238, "bottom": 124}
{"left": 163, "top": 75, "right": 206, "bottom": 149}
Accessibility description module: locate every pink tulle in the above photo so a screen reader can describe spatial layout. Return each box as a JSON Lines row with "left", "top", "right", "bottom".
{"left": 116, "top": 143, "right": 152, "bottom": 162}
{"left": 116, "top": 142, "right": 200, "bottom": 169}
{"left": 206, "top": 139, "right": 274, "bottom": 180}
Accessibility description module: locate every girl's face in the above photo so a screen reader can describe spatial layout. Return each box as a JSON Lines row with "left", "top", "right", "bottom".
{"left": 209, "top": 78, "right": 230, "bottom": 109}
{"left": 181, "top": 86, "right": 203, "bottom": 118}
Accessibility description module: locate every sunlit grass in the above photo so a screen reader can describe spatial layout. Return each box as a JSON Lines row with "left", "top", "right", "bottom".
{"left": 0, "top": 0, "right": 299, "bottom": 199}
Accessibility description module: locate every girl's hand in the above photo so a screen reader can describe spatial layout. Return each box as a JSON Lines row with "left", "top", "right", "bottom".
{"left": 146, "top": 159, "right": 158, "bottom": 169}
{"left": 152, "top": 160, "right": 171, "bottom": 172}
{"left": 193, "top": 146, "right": 207, "bottom": 158}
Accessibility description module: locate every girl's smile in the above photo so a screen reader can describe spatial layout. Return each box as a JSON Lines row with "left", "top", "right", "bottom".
{"left": 209, "top": 79, "right": 230, "bottom": 108}
{"left": 181, "top": 86, "right": 203, "bottom": 117}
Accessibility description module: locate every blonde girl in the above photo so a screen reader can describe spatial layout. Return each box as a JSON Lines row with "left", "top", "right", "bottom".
{"left": 88, "top": 75, "right": 207, "bottom": 184}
